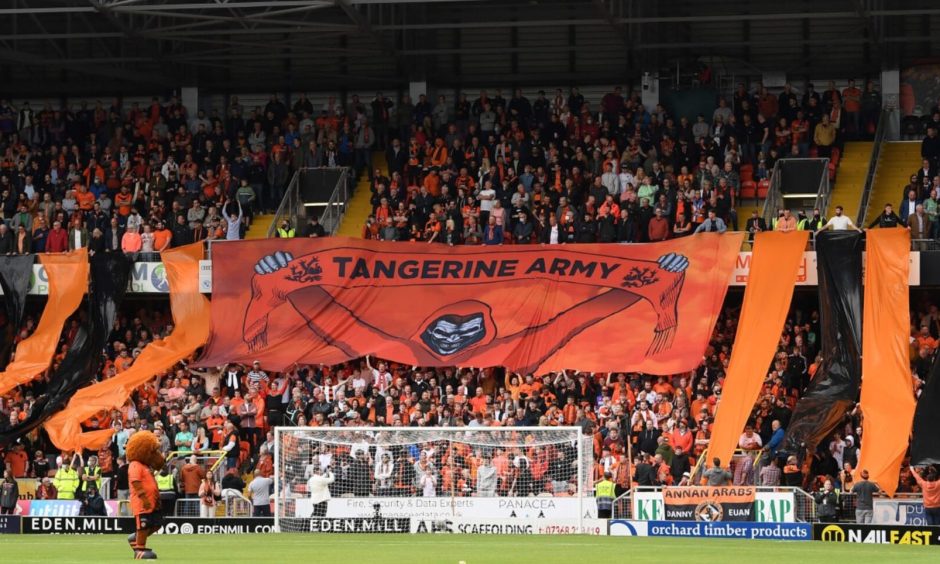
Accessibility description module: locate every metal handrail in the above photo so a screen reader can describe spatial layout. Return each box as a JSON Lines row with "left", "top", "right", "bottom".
{"left": 266, "top": 169, "right": 306, "bottom": 238}
{"left": 266, "top": 167, "right": 352, "bottom": 238}
{"left": 319, "top": 168, "right": 351, "bottom": 235}
{"left": 812, "top": 158, "right": 832, "bottom": 216}
{"left": 173, "top": 492, "right": 253, "bottom": 517}
{"left": 760, "top": 161, "right": 784, "bottom": 224}
{"left": 856, "top": 108, "right": 890, "bottom": 226}
{"left": 689, "top": 447, "right": 763, "bottom": 484}
{"left": 165, "top": 450, "right": 227, "bottom": 476}
{"left": 761, "top": 158, "right": 829, "bottom": 224}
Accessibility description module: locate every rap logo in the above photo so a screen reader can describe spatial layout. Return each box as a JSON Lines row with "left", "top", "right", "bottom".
{"left": 754, "top": 498, "right": 792, "bottom": 522}
{"left": 820, "top": 525, "right": 845, "bottom": 541}
{"left": 150, "top": 264, "right": 169, "bottom": 292}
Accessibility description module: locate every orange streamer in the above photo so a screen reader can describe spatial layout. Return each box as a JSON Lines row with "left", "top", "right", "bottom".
{"left": 857, "top": 228, "right": 914, "bottom": 496}
{"left": 0, "top": 249, "right": 89, "bottom": 397}
{"left": 707, "top": 231, "right": 808, "bottom": 468}
{"left": 45, "top": 243, "right": 210, "bottom": 452}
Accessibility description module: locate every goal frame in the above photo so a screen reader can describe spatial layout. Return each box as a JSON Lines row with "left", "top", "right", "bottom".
{"left": 273, "top": 425, "right": 587, "bottom": 532}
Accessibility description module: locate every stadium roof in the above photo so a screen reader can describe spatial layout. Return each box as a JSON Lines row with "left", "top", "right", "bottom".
{"left": 0, "top": 0, "right": 936, "bottom": 96}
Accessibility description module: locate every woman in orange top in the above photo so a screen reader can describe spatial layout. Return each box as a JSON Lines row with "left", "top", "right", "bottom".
{"left": 669, "top": 422, "right": 694, "bottom": 454}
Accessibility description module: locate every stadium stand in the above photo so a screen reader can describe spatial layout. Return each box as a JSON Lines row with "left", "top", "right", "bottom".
{"left": 0, "top": 82, "right": 937, "bottom": 522}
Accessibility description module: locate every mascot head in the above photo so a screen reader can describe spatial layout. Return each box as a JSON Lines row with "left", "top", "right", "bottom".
{"left": 125, "top": 430, "right": 165, "bottom": 471}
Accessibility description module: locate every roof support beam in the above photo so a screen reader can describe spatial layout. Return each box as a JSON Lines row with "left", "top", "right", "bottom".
{"left": 88, "top": 0, "right": 171, "bottom": 75}
{"left": 591, "top": 0, "right": 630, "bottom": 48}
{"left": 109, "top": 1, "right": 333, "bottom": 13}
{"left": 0, "top": 45, "right": 170, "bottom": 86}
{"left": 336, "top": 0, "right": 407, "bottom": 72}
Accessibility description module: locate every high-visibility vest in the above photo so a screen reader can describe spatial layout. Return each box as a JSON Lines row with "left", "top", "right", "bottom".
{"left": 83, "top": 466, "right": 101, "bottom": 491}
{"left": 797, "top": 218, "right": 808, "bottom": 230}
{"left": 156, "top": 473, "right": 175, "bottom": 492}
{"left": 53, "top": 468, "right": 80, "bottom": 499}
{"left": 277, "top": 228, "right": 295, "bottom": 238}
{"left": 594, "top": 479, "right": 616, "bottom": 511}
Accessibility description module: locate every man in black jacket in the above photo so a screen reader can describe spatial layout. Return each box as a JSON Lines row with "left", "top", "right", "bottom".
{"left": 616, "top": 209, "right": 637, "bottom": 242}
{"left": 576, "top": 213, "right": 597, "bottom": 243}
{"left": 633, "top": 454, "right": 656, "bottom": 486}
{"left": 81, "top": 485, "right": 107, "bottom": 516}
{"left": 171, "top": 214, "right": 193, "bottom": 247}
{"left": 385, "top": 138, "right": 407, "bottom": 175}
{"left": 539, "top": 214, "right": 561, "bottom": 244}
{"left": 813, "top": 479, "right": 840, "bottom": 522}
{"left": 0, "top": 223, "right": 13, "bottom": 255}
{"left": 669, "top": 446, "right": 691, "bottom": 484}
{"left": 301, "top": 217, "right": 326, "bottom": 238}
{"left": 512, "top": 213, "right": 534, "bottom": 243}
{"left": 868, "top": 203, "right": 903, "bottom": 228}
{"left": 745, "top": 209, "right": 767, "bottom": 241}
{"left": 104, "top": 218, "right": 125, "bottom": 252}
{"left": 923, "top": 126, "right": 940, "bottom": 169}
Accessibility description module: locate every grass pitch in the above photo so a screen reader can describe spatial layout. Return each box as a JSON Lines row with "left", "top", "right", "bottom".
{"left": 1, "top": 533, "right": 938, "bottom": 563}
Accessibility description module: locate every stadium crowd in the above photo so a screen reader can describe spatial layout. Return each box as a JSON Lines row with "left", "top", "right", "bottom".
{"left": 0, "top": 85, "right": 938, "bottom": 523}
{"left": 0, "top": 80, "right": 895, "bottom": 257}
{"left": 1, "top": 290, "right": 938, "bottom": 515}
{"left": 353, "top": 82, "right": 884, "bottom": 244}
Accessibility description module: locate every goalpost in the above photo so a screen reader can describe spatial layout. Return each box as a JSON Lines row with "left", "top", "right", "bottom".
{"left": 273, "top": 426, "right": 595, "bottom": 534}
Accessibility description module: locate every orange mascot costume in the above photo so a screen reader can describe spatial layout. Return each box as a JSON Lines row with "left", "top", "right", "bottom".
{"left": 125, "top": 431, "right": 165, "bottom": 559}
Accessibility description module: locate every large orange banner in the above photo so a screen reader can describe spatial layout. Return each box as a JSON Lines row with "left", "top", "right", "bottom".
{"left": 0, "top": 250, "right": 88, "bottom": 397}
{"left": 199, "top": 234, "right": 743, "bottom": 374}
{"left": 857, "top": 229, "right": 914, "bottom": 496}
{"left": 707, "top": 231, "right": 808, "bottom": 468}
{"left": 45, "top": 243, "right": 210, "bottom": 452}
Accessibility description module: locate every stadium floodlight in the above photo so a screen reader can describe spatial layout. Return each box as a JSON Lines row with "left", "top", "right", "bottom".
{"left": 273, "top": 426, "right": 593, "bottom": 533}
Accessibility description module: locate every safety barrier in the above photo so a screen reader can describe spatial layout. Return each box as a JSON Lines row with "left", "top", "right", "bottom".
{"left": 172, "top": 492, "right": 253, "bottom": 518}
{"left": 3, "top": 514, "right": 938, "bottom": 544}
{"left": 2, "top": 515, "right": 275, "bottom": 535}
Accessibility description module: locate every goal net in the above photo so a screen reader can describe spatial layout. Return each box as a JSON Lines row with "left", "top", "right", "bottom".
{"left": 273, "top": 426, "right": 593, "bottom": 533}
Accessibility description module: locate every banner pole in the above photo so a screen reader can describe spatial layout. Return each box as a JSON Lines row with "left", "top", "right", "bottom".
{"left": 578, "top": 432, "right": 584, "bottom": 529}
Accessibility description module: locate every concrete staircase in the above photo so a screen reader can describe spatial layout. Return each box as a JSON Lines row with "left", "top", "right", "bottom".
{"left": 336, "top": 151, "right": 388, "bottom": 237}
{"left": 826, "top": 142, "right": 872, "bottom": 220}
{"left": 863, "top": 142, "right": 921, "bottom": 227}
{"left": 244, "top": 214, "right": 275, "bottom": 239}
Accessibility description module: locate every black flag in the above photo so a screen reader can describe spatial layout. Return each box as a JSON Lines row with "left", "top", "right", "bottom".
{"left": 0, "top": 255, "right": 33, "bottom": 370}
{"left": 0, "top": 255, "right": 32, "bottom": 327}
{"left": 0, "top": 253, "right": 133, "bottom": 446}
{"left": 783, "top": 231, "right": 863, "bottom": 454}
{"left": 911, "top": 351, "right": 940, "bottom": 466}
